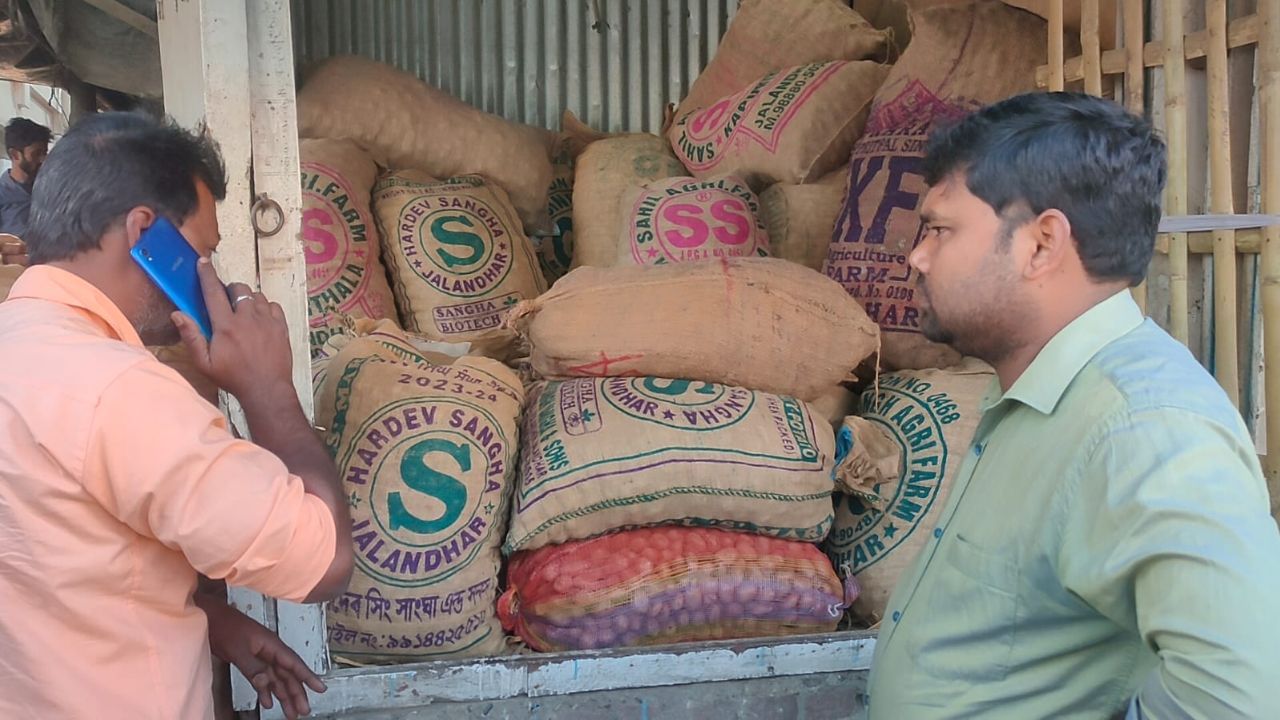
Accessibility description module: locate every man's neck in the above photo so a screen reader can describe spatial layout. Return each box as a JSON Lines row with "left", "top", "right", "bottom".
{"left": 992, "top": 284, "right": 1129, "bottom": 392}
{"left": 9, "top": 166, "right": 31, "bottom": 186}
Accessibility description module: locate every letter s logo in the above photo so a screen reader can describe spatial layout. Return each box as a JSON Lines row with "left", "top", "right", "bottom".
{"left": 642, "top": 377, "right": 719, "bottom": 398}
{"left": 431, "top": 214, "right": 486, "bottom": 269}
{"left": 709, "top": 198, "right": 751, "bottom": 246}
{"left": 302, "top": 208, "right": 339, "bottom": 264}
{"left": 387, "top": 438, "right": 470, "bottom": 535}
{"left": 660, "top": 203, "right": 710, "bottom": 249}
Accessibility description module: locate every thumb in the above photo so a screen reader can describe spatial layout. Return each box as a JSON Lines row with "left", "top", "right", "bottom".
{"left": 172, "top": 312, "right": 212, "bottom": 371}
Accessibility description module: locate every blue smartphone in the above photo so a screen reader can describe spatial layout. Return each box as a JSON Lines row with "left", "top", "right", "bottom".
{"left": 129, "top": 217, "right": 214, "bottom": 339}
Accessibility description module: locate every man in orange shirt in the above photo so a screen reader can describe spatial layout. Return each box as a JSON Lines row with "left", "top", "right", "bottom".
{"left": 0, "top": 112, "right": 353, "bottom": 719}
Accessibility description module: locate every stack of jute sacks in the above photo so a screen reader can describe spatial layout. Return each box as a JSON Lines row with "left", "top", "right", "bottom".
{"left": 295, "top": 54, "right": 555, "bottom": 361}
{"left": 295, "top": 55, "right": 566, "bottom": 663}
{"left": 818, "top": 0, "right": 1049, "bottom": 626}
{"left": 499, "top": 257, "right": 880, "bottom": 651}
{"left": 491, "top": 0, "right": 906, "bottom": 652}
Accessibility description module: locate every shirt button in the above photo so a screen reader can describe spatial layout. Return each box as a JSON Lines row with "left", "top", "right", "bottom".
{"left": 974, "top": 443, "right": 985, "bottom": 456}
{"left": 933, "top": 527, "right": 944, "bottom": 539}
{"left": 892, "top": 611, "right": 901, "bottom": 623}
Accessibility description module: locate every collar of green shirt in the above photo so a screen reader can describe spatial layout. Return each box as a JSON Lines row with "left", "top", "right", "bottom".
{"left": 982, "top": 290, "right": 1144, "bottom": 415}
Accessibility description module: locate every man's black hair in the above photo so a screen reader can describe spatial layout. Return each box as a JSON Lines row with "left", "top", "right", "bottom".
{"left": 921, "top": 91, "right": 1167, "bottom": 286}
{"left": 25, "top": 112, "right": 227, "bottom": 265}
{"left": 4, "top": 117, "right": 52, "bottom": 153}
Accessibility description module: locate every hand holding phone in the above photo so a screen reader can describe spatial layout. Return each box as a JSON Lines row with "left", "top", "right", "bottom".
{"left": 171, "top": 258, "right": 296, "bottom": 405}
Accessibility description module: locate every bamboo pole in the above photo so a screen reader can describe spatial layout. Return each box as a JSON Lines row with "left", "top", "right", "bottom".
{"left": 1050, "top": 0, "right": 1066, "bottom": 91}
{"left": 1163, "top": 0, "right": 1190, "bottom": 345}
{"left": 1034, "top": 13, "right": 1261, "bottom": 86}
{"left": 1207, "top": 0, "right": 1240, "bottom": 406}
{"left": 1124, "top": 0, "right": 1147, "bottom": 312}
{"left": 1258, "top": 0, "right": 1280, "bottom": 516}
{"left": 1082, "top": 0, "right": 1104, "bottom": 95}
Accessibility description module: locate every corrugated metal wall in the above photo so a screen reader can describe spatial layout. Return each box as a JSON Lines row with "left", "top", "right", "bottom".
{"left": 291, "top": 0, "right": 736, "bottom": 134}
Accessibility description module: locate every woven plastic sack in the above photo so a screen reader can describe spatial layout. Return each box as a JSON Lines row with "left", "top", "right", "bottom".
{"left": 314, "top": 324, "right": 524, "bottom": 662}
{"left": 499, "top": 526, "right": 856, "bottom": 651}
{"left": 616, "top": 175, "right": 771, "bottom": 266}
{"left": 505, "top": 376, "right": 837, "bottom": 554}
{"left": 300, "top": 138, "right": 399, "bottom": 354}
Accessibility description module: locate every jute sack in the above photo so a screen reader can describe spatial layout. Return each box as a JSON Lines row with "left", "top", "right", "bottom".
{"left": 823, "top": 359, "right": 993, "bottom": 623}
{"left": 301, "top": 139, "right": 399, "bottom": 354}
{"left": 538, "top": 112, "right": 612, "bottom": 284}
{"left": 505, "top": 376, "right": 836, "bottom": 554}
{"left": 759, "top": 171, "right": 847, "bottom": 271}
{"left": 669, "top": 60, "right": 889, "bottom": 189}
{"left": 613, "top": 175, "right": 770, "bottom": 266}
{"left": 373, "top": 171, "right": 547, "bottom": 351}
{"left": 509, "top": 257, "right": 880, "bottom": 402}
{"left": 314, "top": 326, "right": 524, "bottom": 662}
{"left": 571, "top": 135, "right": 688, "bottom": 268}
{"left": 297, "top": 55, "right": 555, "bottom": 232}
{"left": 676, "top": 0, "right": 888, "bottom": 120}
{"left": 824, "top": 1, "right": 1047, "bottom": 370}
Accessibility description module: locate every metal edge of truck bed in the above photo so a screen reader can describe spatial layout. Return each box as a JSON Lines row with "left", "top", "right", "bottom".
{"left": 288, "top": 630, "right": 877, "bottom": 719}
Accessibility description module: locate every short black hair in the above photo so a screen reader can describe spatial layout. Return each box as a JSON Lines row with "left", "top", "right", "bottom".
{"left": 4, "top": 117, "right": 52, "bottom": 152}
{"left": 921, "top": 91, "right": 1167, "bottom": 286}
{"left": 25, "top": 112, "right": 227, "bottom": 264}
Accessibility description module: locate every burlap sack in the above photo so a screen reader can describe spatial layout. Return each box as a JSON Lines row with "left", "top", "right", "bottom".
{"left": 539, "top": 150, "right": 575, "bottom": 284}
{"left": 823, "top": 359, "right": 993, "bottom": 623}
{"left": 676, "top": 0, "right": 889, "bottom": 120}
{"left": 300, "top": 139, "right": 399, "bottom": 354}
{"left": 612, "top": 175, "right": 770, "bottom": 266}
{"left": 571, "top": 135, "right": 688, "bottom": 268}
{"left": 314, "top": 327, "right": 524, "bottom": 662}
{"left": 297, "top": 55, "right": 556, "bottom": 232}
{"left": 824, "top": 1, "right": 1047, "bottom": 370}
{"left": 670, "top": 60, "right": 889, "bottom": 189}
{"left": 505, "top": 376, "right": 836, "bottom": 553}
{"left": 373, "top": 172, "right": 547, "bottom": 352}
{"left": 509, "top": 257, "right": 880, "bottom": 402}
{"left": 759, "top": 171, "right": 847, "bottom": 271}
{"left": 538, "top": 112, "right": 613, "bottom": 284}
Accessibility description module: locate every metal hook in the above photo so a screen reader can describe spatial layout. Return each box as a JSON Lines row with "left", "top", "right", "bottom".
{"left": 251, "top": 194, "right": 285, "bottom": 237}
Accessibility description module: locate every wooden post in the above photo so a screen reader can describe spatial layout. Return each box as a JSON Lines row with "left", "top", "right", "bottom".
{"left": 1207, "top": 0, "right": 1240, "bottom": 406}
{"left": 1163, "top": 0, "right": 1191, "bottom": 344}
{"left": 1082, "top": 0, "right": 1104, "bottom": 95}
{"left": 245, "top": 0, "right": 331, "bottom": 694}
{"left": 1124, "top": 0, "right": 1148, "bottom": 313}
{"left": 1258, "top": 0, "right": 1280, "bottom": 517}
{"left": 1050, "top": 0, "right": 1066, "bottom": 91}
{"left": 158, "top": 0, "right": 324, "bottom": 713}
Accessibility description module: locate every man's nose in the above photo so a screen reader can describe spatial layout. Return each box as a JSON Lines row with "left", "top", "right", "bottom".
{"left": 908, "top": 240, "right": 929, "bottom": 274}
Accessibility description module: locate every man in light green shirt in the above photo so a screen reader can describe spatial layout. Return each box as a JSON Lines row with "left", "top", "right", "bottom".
{"left": 866, "top": 92, "right": 1280, "bottom": 719}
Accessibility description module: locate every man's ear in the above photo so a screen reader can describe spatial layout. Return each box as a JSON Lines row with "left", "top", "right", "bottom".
{"left": 122, "top": 206, "right": 158, "bottom": 249}
{"left": 1024, "top": 209, "right": 1074, "bottom": 281}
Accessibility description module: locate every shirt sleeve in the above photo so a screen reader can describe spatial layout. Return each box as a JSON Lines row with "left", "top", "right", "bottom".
{"left": 81, "top": 359, "right": 337, "bottom": 603}
{"left": 1058, "top": 407, "right": 1280, "bottom": 720}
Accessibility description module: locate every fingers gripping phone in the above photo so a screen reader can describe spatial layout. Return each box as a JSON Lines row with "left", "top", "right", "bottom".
{"left": 129, "top": 217, "right": 214, "bottom": 339}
